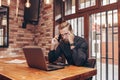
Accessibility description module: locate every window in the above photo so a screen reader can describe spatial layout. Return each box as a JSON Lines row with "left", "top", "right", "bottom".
{"left": 0, "top": 6, "right": 9, "bottom": 47}
{"left": 76, "top": 0, "right": 98, "bottom": 13}
{"left": 78, "top": 0, "right": 96, "bottom": 9}
{"left": 54, "top": 0, "right": 62, "bottom": 21}
{"left": 101, "top": 0, "right": 117, "bottom": 6}
{"left": 65, "top": 0, "right": 75, "bottom": 16}
{"left": 54, "top": 0, "right": 120, "bottom": 80}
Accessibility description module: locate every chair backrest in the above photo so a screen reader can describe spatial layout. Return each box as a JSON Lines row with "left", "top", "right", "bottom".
{"left": 87, "top": 58, "right": 96, "bottom": 68}
{"left": 85, "top": 58, "right": 96, "bottom": 80}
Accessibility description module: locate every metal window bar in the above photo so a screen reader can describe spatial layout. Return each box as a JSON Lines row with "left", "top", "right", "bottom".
{"left": 101, "top": 0, "right": 103, "bottom": 5}
{"left": 89, "top": 15, "right": 92, "bottom": 58}
{"left": 82, "top": 17, "right": 84, "bottom": 37}
{"left": 95, "top": 14, "right": 97, "bottom": 58}
{"left": 80, "top": 18, "right": 82, "bottom": 37}
{"left": 113, "top": 32, "right": 118, "bottom": 34}
{"left": 101, "top": 13, "right": 106, "bottom": 80}
{"left": 108, "top": 0, "right": 110, "bottom": 4}
{"left": 65, "top": 0, "right": 71, "bottom": 15}
{"left": 94, "top": 14, "right": 97, "bottom": 80}
{"left": 85, "top": 0, "right": 88, "bottom": 8}
{"left": 85, "top": 0, "right": 87, "bottom": 8}
{"left": 111, "top": 10, "right": 114, "bottom": 80}
{"left": 91, "top": 0, "right": 92, "bottom": 5}
{"left": 66, "top": 0, "right": 69, "bottom": 15}
{"left": 70, "top": 0, "right": 72, "bottom": 14}
{"left": 75, "top": 19, "right": 77, "bottom": 35}
{"left": 77, "top": 18, "right": 79, "bottom": 36}
{"left": 105, "top": 11, "right": 109, "bottom": 80}
{"left": 84, "top": 0, "right": 85, "bottom": 8}
{"left": 90, "top": 0, "right": 91, "bottom": 6}
{"left": 100, "top": 12, "right": 102, "bottom": 80}
{"left": 101, "top": 57, "right": 114, "bottom": 59}
{"left": 81, "top": 17, "right": 83, "bottom": 37}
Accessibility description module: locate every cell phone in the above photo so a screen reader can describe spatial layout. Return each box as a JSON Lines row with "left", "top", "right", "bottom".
{"left": 58, "top": 34, "right": 62, "bottom": 42}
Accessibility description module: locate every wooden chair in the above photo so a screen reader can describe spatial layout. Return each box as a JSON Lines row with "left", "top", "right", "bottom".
{"left": 86, "top": 58, "right": 96, "bottom": 80}
{"left": 87, "top": 58, "right": 96, "bottom": 68}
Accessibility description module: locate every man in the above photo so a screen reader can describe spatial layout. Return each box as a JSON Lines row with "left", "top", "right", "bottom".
{"left": 48, "top": 21, "right": 88, "bottom": 66}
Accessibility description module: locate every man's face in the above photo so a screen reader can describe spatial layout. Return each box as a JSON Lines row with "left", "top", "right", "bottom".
{"left": 59, "top": 27, "right": 69, "bottom": 43}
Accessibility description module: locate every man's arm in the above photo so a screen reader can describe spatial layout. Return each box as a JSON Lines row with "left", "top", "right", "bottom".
{"left": 71, "top": 41, "right": 88, "bottom": 66}
{"left": 48, "top": 43, "right": 63, "bottom": 63}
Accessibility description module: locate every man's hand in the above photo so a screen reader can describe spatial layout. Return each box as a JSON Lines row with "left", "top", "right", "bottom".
{"left": 68, "top": 31, "right": 74, "bottom": 44}
{"left": 50, "top": 36, "right": 59, "bottom": 50}
{"left": 68, "top": 31, "right": 75, "bottom": 49}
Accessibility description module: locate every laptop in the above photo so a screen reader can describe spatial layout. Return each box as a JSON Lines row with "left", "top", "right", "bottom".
{"left": 23, "top": 46, "right": 64, "bottom": 71}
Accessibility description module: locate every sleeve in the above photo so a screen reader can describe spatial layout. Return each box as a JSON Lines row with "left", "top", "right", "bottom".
{"left": 71, "top": 40, "right": 88, "bottom": 66}
{"left": 48, "top": 45, "right": 63, "bottom": 63}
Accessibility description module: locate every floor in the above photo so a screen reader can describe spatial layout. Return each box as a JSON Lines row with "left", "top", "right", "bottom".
{"left": 93, "top": 61, "right": 118, "bottom": 80}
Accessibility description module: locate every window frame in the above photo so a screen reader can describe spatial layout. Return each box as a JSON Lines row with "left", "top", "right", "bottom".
{"left": 0, "top": 5, "right": 9, "bottom": 48}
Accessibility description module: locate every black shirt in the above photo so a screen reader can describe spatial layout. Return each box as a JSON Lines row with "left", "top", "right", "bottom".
{"left": 48, "top": 36, "right": 88, "bottom": 66}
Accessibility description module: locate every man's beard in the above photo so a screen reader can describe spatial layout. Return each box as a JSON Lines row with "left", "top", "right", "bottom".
{"left": 63, "top": 39, "right": 69, "bottom": 44}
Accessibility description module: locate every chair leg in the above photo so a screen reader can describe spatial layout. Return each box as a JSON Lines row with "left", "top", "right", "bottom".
{"left": 85, "top": 77, "right": 92, "bottom": 80}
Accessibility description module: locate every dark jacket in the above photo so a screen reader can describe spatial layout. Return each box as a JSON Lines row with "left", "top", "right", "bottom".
{"left": 48, "top": 36, "right": 88, "bottom": 66}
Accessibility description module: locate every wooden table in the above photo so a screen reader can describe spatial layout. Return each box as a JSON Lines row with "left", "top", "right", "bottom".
{"left": 0, "top": 57, "right": 97, "bottom": 80}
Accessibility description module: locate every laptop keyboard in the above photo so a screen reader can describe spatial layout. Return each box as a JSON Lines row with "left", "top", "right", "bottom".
{"left": 48, "top": 64, "right": 59, "bottom": 68}
{"left": 47, "top": 64, "right": 65, "bottom": 70}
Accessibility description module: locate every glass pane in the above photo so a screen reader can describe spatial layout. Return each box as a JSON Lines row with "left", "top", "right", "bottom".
{"left": 114, "top": 34, "right": 118, "bottom": 80}
{"left": 68, "top": 19, "right": 78, "bottom": 35}
{"left": 65, "top": 0, "right": 75, "bottom": 16}
{"left": 79, "top": 0, "right": 96, "bottom": 9}
{"left": 91, "top": 0, "right": 96, "bottom": 5}
{"left": 102, "top": 0, "right": 117, "bottom": 6}
{"left": 78, "top": 17, "right": 84, "bottom": 37}
{"left": 113, "top": 10, "right": 118, "bottom": 32}
{"left": 79, "top": 0, "right": 85, "bottom": 9}
{"left": 86, "top": 0, "right": 90, "bottom": 7}
{"left": 67, "top": 17, "right": 84, "bottom": 38}
{"left": 0, "top": 29, "right": 3, "bottom": 46}
{"left": 0, "top": 6, "right": 9, "bottom": 47}
{"left": 55, "top": 0, "right": 62, "bottom": 20}
{"left": 54, "top": 24, "right": 59, "bottom": 36}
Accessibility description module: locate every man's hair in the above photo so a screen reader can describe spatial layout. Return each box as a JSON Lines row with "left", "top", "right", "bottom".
{"left": 59, "top": 21, "right": 72, "bottom": 31}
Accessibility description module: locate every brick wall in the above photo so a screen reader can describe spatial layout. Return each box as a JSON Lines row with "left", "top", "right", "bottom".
{"left": 0, "top": 0, "right": 53, "bottom": 58}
